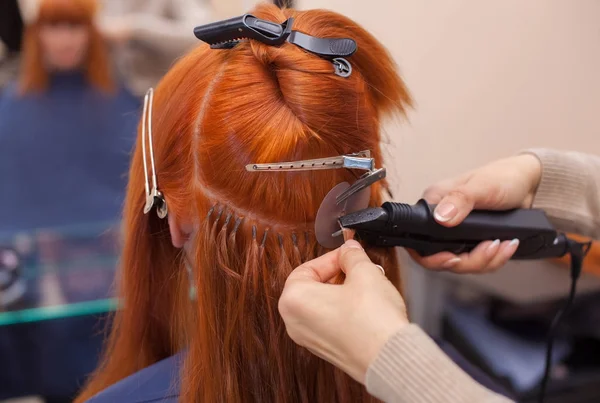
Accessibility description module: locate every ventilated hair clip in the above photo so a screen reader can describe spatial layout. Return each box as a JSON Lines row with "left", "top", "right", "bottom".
{"left": 245, "top": 150, "right": 386, "bottom": 206}
{"left": 141, "top": 88, "right": 168, "bottom": 219}
{"left": 194, "top": 14, "right": 357, "bottom": 77}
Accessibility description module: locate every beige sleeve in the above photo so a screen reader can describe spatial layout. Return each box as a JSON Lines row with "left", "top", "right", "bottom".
{"left": 521, "top": 149, "right": 600, "bottom": 240}
{"left": 365, "top": 325, "right": 514, "bottom": 403}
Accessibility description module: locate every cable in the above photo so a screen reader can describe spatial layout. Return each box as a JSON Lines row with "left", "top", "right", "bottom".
{"left": 537, "top": 274, "right": 577, "bottom": 403}
{"left": 537, "top": 239, "right": 590, "bottom": 403}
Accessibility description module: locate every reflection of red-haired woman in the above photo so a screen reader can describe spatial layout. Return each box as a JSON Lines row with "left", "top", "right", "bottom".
{"left": 0, "top": 0, "right": 139, "bottom": 232}
{"left": 77, "top": 3, "right": 411, "bottom": 402}
{"left": 19, "top": 0, "right": 113, "bottom": 93}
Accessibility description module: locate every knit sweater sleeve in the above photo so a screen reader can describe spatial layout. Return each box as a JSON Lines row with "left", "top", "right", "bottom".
{"left": 365, "top": 325, "right": 513, "bottom": 403}
{"left": 521, "top": 148, "right": 600, "bottom": 240}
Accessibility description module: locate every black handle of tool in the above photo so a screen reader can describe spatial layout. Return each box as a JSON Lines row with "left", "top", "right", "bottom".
{"left": 345, "top": 199, "right": 569, "bottom": 259}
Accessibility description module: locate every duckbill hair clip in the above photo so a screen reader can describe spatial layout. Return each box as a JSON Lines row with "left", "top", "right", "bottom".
{"left": 141, "top": 88, "right": 168, "bottom": 219}
{"left": 245, "top": 150, "right": 386, "bottom": 248}
{"left": 193, "top": 14, "right": 357, "bottom": 78}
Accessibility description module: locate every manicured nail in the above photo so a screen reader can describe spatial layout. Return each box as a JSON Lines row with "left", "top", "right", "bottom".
{"left": 442, "top": 257, "right": 461, "bottom": 268}
{"left": 486, "top": 239, "right": 500, "bottom": 256}
{"left": 505, "top": 239, "right": 519, "bottom": 255}
{"left": 343, "top": 239, "right": 363, "bottom": 250}
{"left": 434, "top": 203, "right": 456, "bottom": 222}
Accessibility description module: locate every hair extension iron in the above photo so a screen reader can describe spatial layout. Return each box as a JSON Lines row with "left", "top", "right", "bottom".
{"left": 336, "top": 199, "right": 576, "bottom": 260}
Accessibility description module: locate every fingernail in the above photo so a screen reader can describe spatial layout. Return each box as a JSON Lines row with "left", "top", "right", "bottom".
{"left": 434, "top": 203, "right": 456, "bottom": 222}
{"left": 343, "top": 239, "right": 363, "bottom": 250}
{"left": 442, "top": 257, "right": 461, "bottom": 268}
{"left": 486, "top": 239, "right": 500, "bottom": 256}
{"left": 505, "top": 239, "right": 519, "bottom": 255}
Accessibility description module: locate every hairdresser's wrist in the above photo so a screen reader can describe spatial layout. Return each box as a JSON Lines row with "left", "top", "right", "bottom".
{"left": 354, "top": 320, "right": 408, "bottom": 384}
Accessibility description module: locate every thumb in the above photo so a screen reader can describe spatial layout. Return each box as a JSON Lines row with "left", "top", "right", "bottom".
{"left": 433, "top": 178, "right": 497, "bottom": 227}
{"left": 338, "top": 240, "right": 380, "bottom": 282}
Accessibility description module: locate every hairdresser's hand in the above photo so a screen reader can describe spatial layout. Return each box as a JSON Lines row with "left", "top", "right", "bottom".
{"left": 412, "top": 154, "right": 542, "bottom": 273}
{"left": 101, "top": 19, "right": 132, "bottom": 45}
{"left": 279, "top": 240, "right": 408, "bottom": 384}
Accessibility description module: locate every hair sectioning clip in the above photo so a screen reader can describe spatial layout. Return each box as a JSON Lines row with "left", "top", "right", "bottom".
{"left": 141, "top": 88, "right": 168, "bottom": 219}
{"left": 194, "top": 14, "right": 357, "bottom": 77}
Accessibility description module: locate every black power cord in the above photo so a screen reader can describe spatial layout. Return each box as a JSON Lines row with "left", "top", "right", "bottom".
{"left": 537, "top": 239, "right": 592, "bottom": 403}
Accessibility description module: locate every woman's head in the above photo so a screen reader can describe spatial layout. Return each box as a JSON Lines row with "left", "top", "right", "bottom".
{"left": 77, "top": 4, "right": 411, "bottom": 402}
{"left": 19, "top": 0, "right": 113, "bottom": 93}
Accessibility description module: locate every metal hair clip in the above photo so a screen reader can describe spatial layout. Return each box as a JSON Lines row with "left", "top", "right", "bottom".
{"left": 142, "top": 88, "right": 168, "bottom": 219}
{"left": 245, "top": 150, "right": 372, "bottom": 172}
{"left": 194, "top": 14, "right": 357, "bottom": 77}
{"left": 246, "top": 150, "right": 386, "bottom": 206}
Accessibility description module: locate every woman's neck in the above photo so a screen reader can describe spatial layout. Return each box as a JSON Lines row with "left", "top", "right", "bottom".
{"left": 48, "top": 69, "right": 86, "bottom": 89}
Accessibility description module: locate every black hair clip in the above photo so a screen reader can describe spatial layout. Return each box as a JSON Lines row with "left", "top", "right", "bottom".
{"left": 194, "top": 14, "right": 357, "bottom": 77}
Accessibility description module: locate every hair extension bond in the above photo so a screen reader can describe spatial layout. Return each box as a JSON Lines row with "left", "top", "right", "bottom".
{"left": 76, "top": 3, "right": 412, "bottom": 402}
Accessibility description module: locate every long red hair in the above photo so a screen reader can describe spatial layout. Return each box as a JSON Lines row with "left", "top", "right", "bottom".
{"left": 18, "top": 0, "right": 113, "bottom": 93}
{"left": 77, "top": 4, "right": 411, "bottom": 402}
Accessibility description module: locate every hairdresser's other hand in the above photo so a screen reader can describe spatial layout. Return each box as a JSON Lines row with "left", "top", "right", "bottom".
{"left": 412, "top": 154, "right": 542, "bottom": 273}
{"left": 279, "top": 240, "right": 408, "bottom": 384}
{"left": 101, "top": 19, "right": 132, "bottom": 45}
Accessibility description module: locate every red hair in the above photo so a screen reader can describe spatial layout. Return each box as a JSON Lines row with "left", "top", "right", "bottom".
{"left": 77, "top": 4, "right": 411, "bottom": 402}
{"left": 18, "top": 0, "right": 113, "bottom": 93}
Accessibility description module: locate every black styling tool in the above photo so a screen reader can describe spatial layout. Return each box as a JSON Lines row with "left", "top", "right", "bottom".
{"left": 193, "top": 14, "right": 357, "bottom": 77}
{"left": 339, "top": 199, "right": 574, "bottom": 259}
{"left": 339, "top": 200, "right": 591, "bottom": 403}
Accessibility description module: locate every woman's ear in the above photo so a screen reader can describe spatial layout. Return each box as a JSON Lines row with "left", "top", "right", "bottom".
{"left": 168, "top": 213, "right": 187, "bottom": 249}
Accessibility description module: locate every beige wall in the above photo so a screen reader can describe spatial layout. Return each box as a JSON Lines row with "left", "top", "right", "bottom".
{"left": 290, "top": 0, "right": 600, "bottom": 201}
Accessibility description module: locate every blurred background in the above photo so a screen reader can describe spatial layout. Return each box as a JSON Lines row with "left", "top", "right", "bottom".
{"left": 1, "top": 0, "right": 599, "bottom": 402}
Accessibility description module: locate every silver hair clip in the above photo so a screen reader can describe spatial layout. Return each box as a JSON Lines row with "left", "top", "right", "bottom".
{"left": 245, "top": 150, "right": 372, "bottom": 172}
{"left": 142, "top": 88, "right": 168, "bottom": 219}
{"left": 245, "top": 150, "right": 386, "bottom": 205}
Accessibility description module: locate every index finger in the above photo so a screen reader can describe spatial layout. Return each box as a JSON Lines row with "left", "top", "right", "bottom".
{"left": 285, "top": 248, "right": 341, "bottom": 285}
{"left": 422, "top": 174, "right": 469, "bottom": 204}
